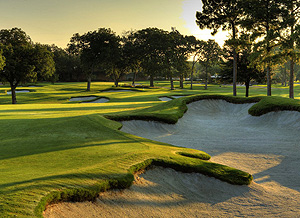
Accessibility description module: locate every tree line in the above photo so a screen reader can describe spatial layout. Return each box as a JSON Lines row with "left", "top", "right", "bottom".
{"left": 0, "top": 27, "right": 225, "bottom": 104}
{"left": 1, "top": 0, "right": 299, "bottom": 104}
{"left": 66, "top": 27, "right": 223, "bottom": 91}
{"left": 197, "top": 0, "right": 300, "bottom": 98}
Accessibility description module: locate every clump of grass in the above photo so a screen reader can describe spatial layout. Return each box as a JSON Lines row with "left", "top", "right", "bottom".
{"left": 177, "top": 151, "right": 211, "bottom": 160}
{"left": 248, "top": 96, "right": 300, "bottom": 116}
{"left": 184, "top": 94, "right": 261, "bottom": 104}
{"left": 35, "top": 174, "right": 134, "bottom": 217}
{"left": 105, "top": 94, "right": 262, "bottom": 124}
{"left": 36, "top": 156, "right": 253, "bottom": 217}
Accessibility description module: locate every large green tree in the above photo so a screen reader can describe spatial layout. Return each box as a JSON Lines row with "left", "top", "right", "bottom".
{"left": 0, "top": 28, "right": 55, "bottom": 104}
{"left": 221, "top": 40, "right": 266, "bottom": 97}
{"left": 68, "top": 28, "right": 120, "bottom": 91}
{"left": 122, "top": 30, "right": 142, "bottom": 86}
{"left": 186, "top": 36, "right": 205, "bottom": 90}
{"left": 280, "top": 1, "right": 300, "bottom": 98}
{"left": 49, "top": 45, "right": 82, "bottom": 82}
{"left": 168, "top": 30, "right": 194, "bottom": 89}
{"left": 133, "top": 28, "right": 169, "bottom": 87}
{"left": 0, "top": 48, "right": 5, "bottom": 72}
{"left": 242, "top": 0, "right": 284, "bottom": 96}
{"left": 198, "top": 40, "right": 222, "bottom": 90}
{"left": 196, "top": 0, "right": 243, "bottom": 96}
{"left": 33, "top": 43, "right": 56, "bottom": 83}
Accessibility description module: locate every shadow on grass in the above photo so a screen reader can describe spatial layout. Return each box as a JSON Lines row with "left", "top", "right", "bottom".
{"left": 0, "top": 115, "right": 155, "bottom": 161}
{"left": 0, "top": 171, "right": 130, "bottom": 194}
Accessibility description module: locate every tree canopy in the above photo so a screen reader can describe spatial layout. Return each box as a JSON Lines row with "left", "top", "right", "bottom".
{"left": 196, "top": 0, "right": 243, "bottom": 96}
{"left": 68, "top": 28, "right": 122, "bottom": 89}
{"left": 0, "top": 28, "right": 55, "bottom": 104}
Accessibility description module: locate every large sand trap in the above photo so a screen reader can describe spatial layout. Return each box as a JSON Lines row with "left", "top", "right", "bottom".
{"left": 69, "top": 97, "right": 109, "bottom": 103}
{"left": 44, "top": 100, "right": 300, "bottom": 217}
{"left": 69, "top": 96, "right": 97, "bottom": 102}
{"left": 7, "top": 90, "right": 30, "bottom": 94}
{"left": 82, "top": 98, "right": 109, "bottom": 103}
{"left": 101, "top": 89, "right": 135, "bottom": 93}
{"left": 171, "top": 95, "right": 188, "bottom": 99}
{"left": 122, "top": 100, "right": 300, "bottom": 190}
{"left": 44, "top": 166, "right": 300, "bottom": 218}
{"left": 159, "top": 97, "right": 172, "bottom": 101}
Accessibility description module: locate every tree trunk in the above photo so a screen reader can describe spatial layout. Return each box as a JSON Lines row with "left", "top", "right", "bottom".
{"left": 289, "top": 3, "right": 295, "bottom": 99}
{"left": 170, "top": 75, "right": 174, "bottom": 90}
{"left": 245, "top": 79, "right": 250, "bottom": 97}
{"left": 87, "top": 76, "right": 91, "bottom": 91}
{"left": 205, "top": 66, "right": 208, "bottom": 90}
{"left": 10, "top": 83, "right": 17, "bottom": 104}
{"left": 265, "top": 16, "right": 272, "bottom": 96}
{"left": 150, "top": 74, "right": 154, "bottom": 87}
{"left": 283, "top": 67, "right": 287, "bottom": 87}
{"left": 113, "top": 68, "right": 119, "bottom": 87}
{"left": 233, "top": 50, "right": 237, "bottom": 96}
{"left": 132, "top": 71, "right": 137, "bottom": 87}
{"left": 190, "top": 61, "right": 196, "bottom": 90}
{"left": 232, "top": 22, "right": 237, "bottom": 96}
{"left": 180, "top": 74, "right": 184, "bottom": 89}
{"left": 267, "top": 66, "right": 271, "bottom": 96}
{"left": 290, "top": 59, "right": 294, "bottom": 99}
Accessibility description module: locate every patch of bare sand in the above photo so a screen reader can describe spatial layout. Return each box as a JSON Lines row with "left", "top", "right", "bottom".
{"left": 44, "top": 166, "right": 300, "bottom": 218}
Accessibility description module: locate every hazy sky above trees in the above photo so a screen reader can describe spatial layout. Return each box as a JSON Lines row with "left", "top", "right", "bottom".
{"left": 0, "top": 0, "right": 227, "bottom": 48}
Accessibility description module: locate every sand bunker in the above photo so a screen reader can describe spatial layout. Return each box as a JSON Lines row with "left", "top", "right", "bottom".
{"left": 44, "top": 166, "right": 300, "bottom": 218}
{"left": 69, "top": 97, "right": 109, "bottom": 103}
{"left": 101, "top": 89, "right": 135, "bottom": 93}
{"left": 44, "top": 100, "right": 300, "bottom": 217}
{"left": 171, "top": 95, "right": 187, "bottom": 99}
{"left": 159, "top": 97, "right": 172, "bottom": 101}
{"left": 7, "top": 90, "right": 30, "bottom": 94}
{"left": 81, "top": 98, "right": 109, "bottom": 103}
{"left": 69, "top": 96, "right": 98, "bottom": 102}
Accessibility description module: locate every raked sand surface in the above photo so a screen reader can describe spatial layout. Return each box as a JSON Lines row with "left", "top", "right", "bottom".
{"left": 44, "top": 100, "right": 300, "bottom": 217}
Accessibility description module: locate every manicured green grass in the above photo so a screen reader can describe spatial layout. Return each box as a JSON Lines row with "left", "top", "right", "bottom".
{"left": 1, "top": 81, "right": 300, "bottom": 217}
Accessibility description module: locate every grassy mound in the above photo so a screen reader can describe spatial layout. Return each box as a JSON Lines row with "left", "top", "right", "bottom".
{"left": 105, "top": 94, "right": 262, "bottom": 124}
{"left": 248, "top": 96, "right": 300, "bottom": 116}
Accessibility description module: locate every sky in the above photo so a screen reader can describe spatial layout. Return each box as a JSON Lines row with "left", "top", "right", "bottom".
{"left": 0, "top": 0, "right": 228, "bottom": 48}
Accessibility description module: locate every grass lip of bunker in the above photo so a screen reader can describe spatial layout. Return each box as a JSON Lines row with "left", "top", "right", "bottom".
{"left": 69, "top": 96, "right": 109, "bottom": 103}
{"left": 6, "top": 89, "right": 31, "bottom": 94}
{"left": 171, "top": 95, "right": 190, "bottom": 99}
{"left": 159, "top": 96, "right": 173, "bottom": 101}
{"left": 100, "top": 88, "right": 141, "bottom": 93}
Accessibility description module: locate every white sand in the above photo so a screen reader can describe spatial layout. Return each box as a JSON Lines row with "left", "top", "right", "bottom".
{"left": 7, "top": 90, "right": 30, "bottom": 95}
{"left": 69, "top": 97, "right": 109, "bottom": 103}
{"left": 69, "top": 97, "right": 97, "bottom": 102}
{"left": 44, "top": 100, "right": 300, "bottom": 217}
{"left": 101, "top": 90, "right": 135, "bottom": 92}
{"left": 159, "top": 97, "right": 173, "bottom": 101}
{"left": 82, "top": 98, "right": 109, "bottom": 103}
{"left": 171, "top": 95, "right": 187, "bottom": 99}
{"left": 44, "top": 166, "right": 300, "bottom": 218}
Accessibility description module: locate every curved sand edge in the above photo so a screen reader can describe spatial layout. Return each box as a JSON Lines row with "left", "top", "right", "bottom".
{"left": 44, "top": 166, "right": 300, "bottom": 218}
{"left": 44, "top": 100, "right": 300, "bottom": 217}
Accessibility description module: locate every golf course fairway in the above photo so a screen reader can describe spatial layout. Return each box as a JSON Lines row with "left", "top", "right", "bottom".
{"left": 1, "top": 82, "right": 300, "bottom": 217}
